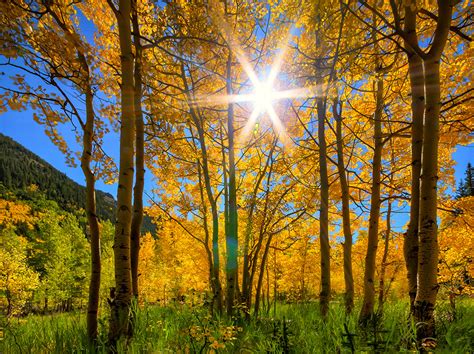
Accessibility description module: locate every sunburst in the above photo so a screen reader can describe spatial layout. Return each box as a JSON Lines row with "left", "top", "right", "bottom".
{"left": 192, "top": 10, "right": 315, "bottom": 144}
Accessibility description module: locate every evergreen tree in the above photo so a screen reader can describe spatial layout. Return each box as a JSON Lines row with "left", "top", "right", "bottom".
{"left": 457, "top": 163, "right": 474, "bottom": 198}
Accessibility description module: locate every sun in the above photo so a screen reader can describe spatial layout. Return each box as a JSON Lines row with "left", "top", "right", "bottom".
{"left": 252, "top": 81, "right": 277, "bottom": 115}
{"left": 190, "top": 23, "right": 315, "bottom": 143}
{"left": 241, "top": 77, "right": 289, "bottom": 143}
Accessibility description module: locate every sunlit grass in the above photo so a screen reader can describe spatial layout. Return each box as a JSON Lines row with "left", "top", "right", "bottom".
{"left": 1, "top": 299, "right": 473, "bottom": 353}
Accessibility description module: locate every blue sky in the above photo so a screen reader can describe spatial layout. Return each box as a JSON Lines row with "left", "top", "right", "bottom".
{"left": 0, "top": 108, "right": 161, "bottom": 201}
{"left": 1, "top": 109, "right": 472, "bottom": 205}
{"left": 0, "top": 110, "right": 117, "bottom": 196}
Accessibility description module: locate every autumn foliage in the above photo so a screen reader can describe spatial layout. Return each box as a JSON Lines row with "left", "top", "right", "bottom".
{"left": 0, "top": 0, "right": 472, "bottom": 350}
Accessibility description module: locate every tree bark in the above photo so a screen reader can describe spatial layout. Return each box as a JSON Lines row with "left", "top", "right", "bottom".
{"left": 241, "top": 206, "right": 255, "bottom": 317}
{"left": 130, "top": 0, "right": 144, "bottom": 300}
{"left": 411, "top": 0, "right": 452, "bottom": 342}
{"left": 241, "top": 141, "right": 275, "bottom": 317}
{"left": 225, "top": 51, "right": 238, "bottom": 316}
{"left": 197, "top": 160, "right": 222, "bottom": 314}
{"left": 180, "top": 64, "right": 223, "bottom": 314}
{"left": 414, "top": 57, "right": 441, "bottom": 341}
{"left": 378, "top": 200, "right": 391, "bottom": 314}
{"left": 403, "top": 5, "right": 424, "bottom": 314}
{"left": 317, "top": 96, "right": 330, "bottom": 318}
{"left": 82, "top": 85, "right": 101, "bottom": 341}
{"left": 6, "top": 287, "right": 12, "bottom": 317}
{"left": 42, "top": 5, "right": 101, "bottom": 341}
{"left": 334, "top": 99, "right": 354, "bottom": 314}
{"left": 210, "top": 174, "right": 224, "bottom": 315}
{"left": 254, "top": 232, "right": 273, "bottom": 318}
{"left": 108, "top": 0, "right": 135, "bottom": 344}
{"left": 250, "top": 157, "right": 274, "bottom": 317}
{"left": 196, "top": 122, "right": 224, "bottom": 315}
{"left": 359, "top": 76, "right": 383, "bottom": 324}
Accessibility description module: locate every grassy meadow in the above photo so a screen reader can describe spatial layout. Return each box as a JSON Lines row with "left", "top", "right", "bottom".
{"left": 2, "top": 299, "right": 473, "bottom": 353}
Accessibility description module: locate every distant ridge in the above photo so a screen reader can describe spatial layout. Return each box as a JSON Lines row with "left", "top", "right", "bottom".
{"left": 0, "top": 133, "right": 155, "bottom": 233}
{"left": 0, "top": 132, "right": 116, "bottom": 221}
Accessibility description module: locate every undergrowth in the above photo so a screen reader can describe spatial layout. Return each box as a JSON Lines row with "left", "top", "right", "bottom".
{"left": 1, "top": 299, "right": 472, "bottom": 353}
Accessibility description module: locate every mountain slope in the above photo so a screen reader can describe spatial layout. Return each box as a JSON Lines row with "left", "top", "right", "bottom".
{"left": 0, "top": 133, "right": 155, "bottom": 233}
{"left": 0, "top": 133, "right": 116, "bottom": 221}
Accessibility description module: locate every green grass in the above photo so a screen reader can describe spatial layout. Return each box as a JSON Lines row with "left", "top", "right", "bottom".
{"left": 1, "top": 299, "right": 473, "bottom": 353}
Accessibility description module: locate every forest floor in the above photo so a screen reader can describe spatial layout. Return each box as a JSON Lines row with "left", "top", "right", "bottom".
{"left": 1, "top": 299, "right": 473, "bottom": 353}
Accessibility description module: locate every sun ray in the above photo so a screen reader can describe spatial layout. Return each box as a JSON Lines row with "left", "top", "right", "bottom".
{"left": 200, "top": 5, "right": 316, "bottom": 145}
{"left": 267, "top": 29, "right": 293, "bottom": 86}
{"left": 191, "top": 93, "right": 255, "bottom": 106}
{"left": 267, "top": 105, "right": 289, "bottom": 145}
{"left": 238, "top": 107, "right": 262, "bottom": 144}
{"left": 207, "top": 4, "right": 260, "bottom": 87}
{"left": 274, "top": 85, "right": 323, "bottom": 101}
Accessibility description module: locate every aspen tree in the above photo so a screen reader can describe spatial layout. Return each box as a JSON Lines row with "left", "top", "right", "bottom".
{"left": 130, "top": 0, "right": 145, "bottom": 300}
{"left": 359, "top": 20, "right": 384, "bottom": 323}
{"left": 333, "top": 99, "right": 354, "bottom": 314}
{"left": 107, "top": 0, "right": 136, "bottom": 343}
{"left": 225, "top": 50, "right": 239, "bottom": 316}
{"left": 388, "top": 0, "right": 453, "bottom": 341}
{"left": 403, "top": 4, "right": 424, "bottom": 314}
{"left": 0, "top": 1, "right": 106, "bottom": 340}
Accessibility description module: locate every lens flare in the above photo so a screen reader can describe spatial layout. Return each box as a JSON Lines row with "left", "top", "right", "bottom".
{"left": 253, "top": 81, "right": 276, "bottom": 114}
{"left": 193, "top": 6, "right": 316, "bottom": 145}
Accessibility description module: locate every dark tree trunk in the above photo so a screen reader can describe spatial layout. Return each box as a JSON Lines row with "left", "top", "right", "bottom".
{"left": 359, "top": 76, "right": 383, "bottom": 324}
{"left": 130, "top": 0, "right": 145, "bottom": 300}
{"left": 317, "top": 96, "right": 330, "bottom": 318}
{"left": 83, "top": 86, "right": 101, "bottom": 341}
{"left": 378, "top": 200, "right": 392, "bottom": 314}
{"left": 225, "top": 52, "right": 238, "bottom": 316}
{"left": 334, "top": 99, "right": 354, "bottom": 314}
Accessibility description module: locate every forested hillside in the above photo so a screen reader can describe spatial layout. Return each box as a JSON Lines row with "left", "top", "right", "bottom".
{"left": 0, "top": 133, "right": 115, "bottom": 220}
{"left": 0, "top": 133, "right": 154, "bottom": 232}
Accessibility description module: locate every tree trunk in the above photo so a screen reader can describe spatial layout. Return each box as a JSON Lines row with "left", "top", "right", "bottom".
{"left": 6, "top": 285, "right": 12, "bottom": 317}
{"left": 199, "top": 145, "right": 223, "bottom": 315}
{"left": 250, "top": 160, "right": 274, "bottom": 317}
{"left": 109, "top": 0, "right": 135, "bottom": 344}
{"left": 414, "top": 57, "right": 441, "bottom": 341}
{"left": 317, "top": 96, "right": 330, "bottom": 318}
{"left": 266, "top": 264, "right": 271, "bottom": 313}
{"left": 180, "top": 64, "right": 224, "bottom": 314}
{"left": 254, "top": 233, "right": 273, "bottom": 318}
{"left": 241, "top": 213, "right": 254, "bottom": 317}
{"left": 130, "top": 1, "right": 144, "bottom": 300}
{"left": 241, "top": 142, "right": 275, "bottom": 317}
{"left": 251, "top": 170, "right": 274, "bottom": 317}
{"left": 82, "top": 85, "right": 101, "bottom": 341}
{"left": 409, "top": 0, "right": 451, "bottom": 342}
{"left": 196, "top": 160, "right": 220, "bottom": 313}
{"left": 211, "top": 190, "right": 224, "bottom": 315}
{"left": 403, "top": 6, "right": 424, "bottom": 314}
{"left": 378, "top": 200, "right": 391, "bottom": 314}
{"left": 43, "top": 5, "right": 101, "bottom": 341}
{"left": 225, "top": 52, "right": 238, "bottom": 316}
{"left": 334, "top": 99, "right": 354, "bottom": 314}
{"left": 359, "top": 76, "right": 383, "bottom": 324}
